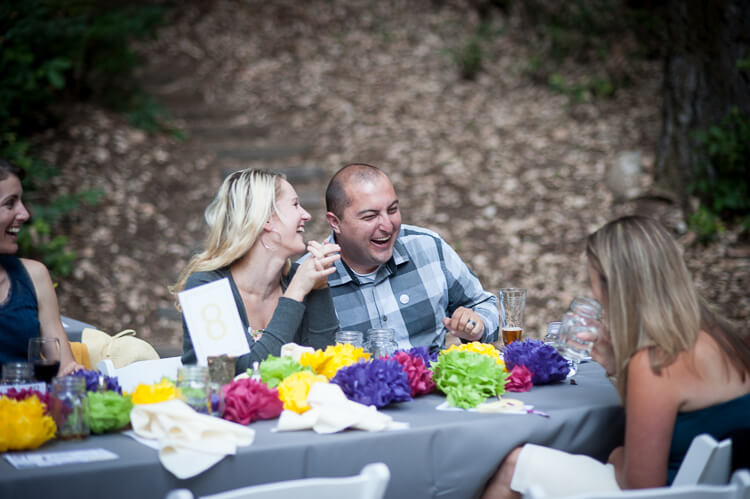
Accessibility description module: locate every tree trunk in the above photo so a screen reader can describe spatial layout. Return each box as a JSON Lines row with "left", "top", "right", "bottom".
{"left": 656, "top": 0, "right": 750, "bottom": 213}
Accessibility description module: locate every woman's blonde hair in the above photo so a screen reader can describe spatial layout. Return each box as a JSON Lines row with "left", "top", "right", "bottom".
{"left": 173, "top": 168, "right": 286, "bottom": 293}
{"left": 585, "top": 215, "right": 750, "bottom": 400}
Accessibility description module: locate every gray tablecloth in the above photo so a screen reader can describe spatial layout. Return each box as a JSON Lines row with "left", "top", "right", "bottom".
{"left": 0, "top": 362, "right": 623, "bottom": 499}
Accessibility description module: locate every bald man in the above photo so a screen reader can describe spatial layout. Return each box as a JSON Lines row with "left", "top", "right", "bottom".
{"left": 318, "top": 163, "right": 501, "bottom": 351}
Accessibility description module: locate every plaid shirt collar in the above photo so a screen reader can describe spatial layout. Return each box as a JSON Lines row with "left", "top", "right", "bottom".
{"left": 326, "top": 230, "right": 409, "bottom": 287}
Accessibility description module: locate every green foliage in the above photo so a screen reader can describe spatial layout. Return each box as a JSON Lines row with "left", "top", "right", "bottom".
{"left": 447, "top": 22, "right": 505, "bottom": 81}
{"left": 520, "top": 0, "right": 664, "bottom": 102}
{"left": 0, "top": 0, "right": 167, "bottom": 277}
{"left": 737, "top": 58, "right": 750, "bottom": 71}
{"left": 689, "top": 107, "right": 750, "bottom": 240}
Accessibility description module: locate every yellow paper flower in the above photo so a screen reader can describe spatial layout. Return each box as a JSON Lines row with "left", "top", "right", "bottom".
{"left": 444, "top": 341, "right": 505, "bottom": 368}
{"left": 130, "top": 378, "right": 178, "bottom": 404}
{"left": 0, "top": 396, "right": 56, "bottom": 452}
{"left": 277, "top": 371, "right": 328, "bottom": 413}
{"left": 300, "top": 344, "right": 370, "bottom": 379}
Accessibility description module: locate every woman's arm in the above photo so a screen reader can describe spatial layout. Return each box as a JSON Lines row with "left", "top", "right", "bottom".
{"left": 615, "top": 350, "right": 680, "bottom": 489}
{"left": 21, "top": 259, "right": 80, "bottom": 375}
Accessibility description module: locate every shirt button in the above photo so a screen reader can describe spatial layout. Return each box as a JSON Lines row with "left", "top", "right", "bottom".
{"left": 382, "top": 316, "right": 388, "bottom": 322}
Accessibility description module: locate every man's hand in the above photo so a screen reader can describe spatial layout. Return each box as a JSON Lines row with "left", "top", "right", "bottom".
{"left": 442, "top": 306, "right": 484, "bottom": 341}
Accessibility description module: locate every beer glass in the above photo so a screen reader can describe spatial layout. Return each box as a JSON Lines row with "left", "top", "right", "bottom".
{"left": 500, "top": 288, "right": 526, "bottom": 346}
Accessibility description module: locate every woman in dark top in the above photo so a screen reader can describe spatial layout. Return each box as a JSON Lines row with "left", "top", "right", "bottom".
{"left": 173, "top": 168, "right": 340, "bottom": 374}
{"left": 0, "top": 158, "right": 79, "bottom": 373}
{"left": 483, "top": 215, "right": 750, "bottom": 498}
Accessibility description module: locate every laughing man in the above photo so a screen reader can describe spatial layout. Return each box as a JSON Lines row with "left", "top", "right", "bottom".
{"left": 320, "top": 163, "right": 501, "bottom": 351}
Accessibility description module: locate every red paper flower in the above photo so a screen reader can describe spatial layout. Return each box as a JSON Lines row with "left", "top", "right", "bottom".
{"left": 222, "top": 378, "right": 283, "bottom": 425}
{"left": 391, "top": 350, "right": 436, "bottom": 397}
{"left": 505, "top": 365, "right": 533, "bottom": 392}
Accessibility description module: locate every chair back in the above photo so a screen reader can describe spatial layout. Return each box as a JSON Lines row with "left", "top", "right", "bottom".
{"left": 97, "top": 357, "right": 183, "bottom": 392}
{"left": 166, "top": 463, "right": 390, "bottom": 499}
{"left": 524, "top": 469, "right": 750, "bottom": 499}
{"left": 673, "top": 434, "right": 732, "bottom": 486}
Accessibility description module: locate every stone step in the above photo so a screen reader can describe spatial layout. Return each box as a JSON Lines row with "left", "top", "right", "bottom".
{"left": 220, "top": 166, "right": 327, "bottom": 185}
{"left": 215, "top": 144, "right": 312, "bottom": 162}
{"left": 186, "top": 123, "right": 270, "bottom": 142}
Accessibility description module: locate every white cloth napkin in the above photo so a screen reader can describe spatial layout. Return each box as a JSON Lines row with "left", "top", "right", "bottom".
{"left": 274, "top": 383, "right": 409, "bottom": 434}
{"left": 130, "top": 400, "right": 255, "bottom": 479}
{"left": 280, "top": 342, "right": 315, "bottom": 362}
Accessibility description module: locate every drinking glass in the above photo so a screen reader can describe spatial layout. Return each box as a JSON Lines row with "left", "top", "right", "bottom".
{"left": 365, "top": 328, "right": 398, "bottom": 358}
{"left": 28, "top": 337, "right": 61, "bottom": 384}
{"left": 556, "top": 297, "right": 602, "bottom": 378}
{"left": 500, "top": 288, "right": 526, "bottom": 347}
{"left": 335, "top": 330, "right": 364, "bottom": 348}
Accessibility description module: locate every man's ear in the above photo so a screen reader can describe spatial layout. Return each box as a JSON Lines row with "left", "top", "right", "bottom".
{"left": 325, "top": 212, "right": 341, "bottom": 233}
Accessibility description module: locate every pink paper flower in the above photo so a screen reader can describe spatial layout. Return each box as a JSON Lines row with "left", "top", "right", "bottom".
{"left": 505, "top": 365, "right": 533, "bottom": 392}
{"left": 391, "top": 350, "right": 436, "bottom": 397}
{"left": 222, "top": 378, "right": 283, "bottom": 425}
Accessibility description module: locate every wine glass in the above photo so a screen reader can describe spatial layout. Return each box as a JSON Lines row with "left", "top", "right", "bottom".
{"left": 28, "top": 337, "right": 61, "bottom": 384}
{"left": 555, "top": 297, "right": 602, "bottom": 378}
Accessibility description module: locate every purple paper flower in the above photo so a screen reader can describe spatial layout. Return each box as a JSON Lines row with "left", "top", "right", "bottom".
{"left": 71, "top": 369, "right": 122, "bottom": 394}
{"left": 405, "top": 346, "right": 438, "bottom": 366}
{"left": 503, "top": 340, "right": 570, "bottom": 385}
{"left": 331, "top": 358, "right": 412, "bottom": 408}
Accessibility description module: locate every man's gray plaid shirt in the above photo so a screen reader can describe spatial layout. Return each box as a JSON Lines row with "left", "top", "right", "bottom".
{"left": 322, "top": 224, "right": 503, "bottom": 350}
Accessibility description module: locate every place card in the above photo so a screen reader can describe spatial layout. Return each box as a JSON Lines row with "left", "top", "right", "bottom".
{"left": 4, "top": 448, "right": 118, "bottom": 469}
{"left": 178, "top": 277, "right": 250, "bottom": 366}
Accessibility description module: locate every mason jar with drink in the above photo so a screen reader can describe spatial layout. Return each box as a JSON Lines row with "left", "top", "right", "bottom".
{"left": 500, "top": 288, "right": 526, "bottom": 347}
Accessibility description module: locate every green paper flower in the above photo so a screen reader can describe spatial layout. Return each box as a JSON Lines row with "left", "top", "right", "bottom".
{"left": 431, "top": 350, "right": 509, "bottom": 409}
{"left": 88, "top": 391, "right": 133, "bottom": 434}
{"left": 258, "top": 355, "right": 312, "bottom": 388}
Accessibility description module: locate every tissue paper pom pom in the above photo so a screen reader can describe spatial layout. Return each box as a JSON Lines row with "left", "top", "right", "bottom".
{"left": 331, "top": 358, "right": 412, "bottom": 408}
{"left": 431, "top": 350, "right": 509, "bottom": 409}
{"left": 89, "top": 391, "right": 133, "bottom": 433}
{"left": 405, "top": 346, "right": 438, "bottom": 366}
{"left": 223, "top": 378, "right": 283, "bottom": 425}
{"left": 503, "top": 339, "right": 570, "bottom": 384}
{"left": 3, "top": 388, "right": 51, "bottom": 413}
{"left": 300, "top": 343, "right": 370, "bottom": 379}
{"left": 391, "top": 350, "right": 435, "bottom": 397}
{"left": 444, "top": 342, "right": 505, "bottom": 367}
{"left": 277, "top": 371, "right": 328, "bottom": 414}
{"left": 0, "top": 395, "right": 56, "bottom": 451}
{"left": 130, "top": 379, "right": 178, "bottom": 404}
{"left": 259, "top": 355, "right": 312, "bottom": 388}
{"left": 70, "top": 368, "right": 122, "bottom": 393}
{"left": 505, "top": 365, "right": 533, "bottom": 392}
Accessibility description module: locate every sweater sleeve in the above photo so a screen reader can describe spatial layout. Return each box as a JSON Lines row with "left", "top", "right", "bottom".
{"left": 234, "top": 297, "right": 305, "bottom": 372}
{"left": 297, "top": 286, "right": 339, "bottom": 351}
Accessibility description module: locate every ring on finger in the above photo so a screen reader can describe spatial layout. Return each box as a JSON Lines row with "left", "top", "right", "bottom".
{"left": 467, "top": 319, "right": 477, "bottom": 329}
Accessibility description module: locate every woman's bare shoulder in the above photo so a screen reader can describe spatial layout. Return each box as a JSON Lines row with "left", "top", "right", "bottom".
{"left": 19, "top": 258, "right": 53, "bottom": 288}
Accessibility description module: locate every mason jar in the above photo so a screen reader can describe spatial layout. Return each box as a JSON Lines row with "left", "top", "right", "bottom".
{"left": 365, "top": 328, "right": 398, "bottom": 358}
{"left": 51, "top": 376, "right": 90, "bottom": 439}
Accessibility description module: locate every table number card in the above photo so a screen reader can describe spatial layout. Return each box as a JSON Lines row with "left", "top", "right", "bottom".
{"left": 4, "top": 448, "right": 118, "bottom": 469}
{"left": 178, "top": 278, "right": 250, "bottom": 365}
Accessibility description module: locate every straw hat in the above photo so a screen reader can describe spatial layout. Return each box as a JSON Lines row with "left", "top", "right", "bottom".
{"left": 82, "top": 328, "right": 160, "bottom": 368}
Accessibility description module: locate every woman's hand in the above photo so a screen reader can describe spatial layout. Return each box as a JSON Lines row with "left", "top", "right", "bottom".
{"left": 284, "top": 241, "right": 341, "bottom": 301}
{"left": 59, "top": 360, "right": 84, "bottom": 377}
{"left": 591, "top": 321, "right": 616, "bottom": 377}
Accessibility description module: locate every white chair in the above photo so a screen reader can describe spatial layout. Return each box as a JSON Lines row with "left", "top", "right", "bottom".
{"left": 523, "top": 434, "right": 735, "bottom": 499}
{"left": 524, "top": 469, "right": 750, "bottom": 499}
{"left": 97, "top": 356, "right": 183, "bottom": 392}
{"left": 673, "top": 434, "right": 732, "bottom": 486}
{"left": 165, "top": 462, "right": 390, "bottom": 499}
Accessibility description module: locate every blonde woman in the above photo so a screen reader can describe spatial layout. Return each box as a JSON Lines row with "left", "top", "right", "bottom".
{"left": 483, "top": 215, "right": 750, "bottom": 498}
{"left": 174, "top": 169, "right": 341, "bottom": 374}
{"left": 0, "top": 159, "right": 80, "bottom": 374}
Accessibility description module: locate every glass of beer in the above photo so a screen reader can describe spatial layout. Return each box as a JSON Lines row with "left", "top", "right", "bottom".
{"left": 500, "top": 288, "right": 526, "bottom": 346}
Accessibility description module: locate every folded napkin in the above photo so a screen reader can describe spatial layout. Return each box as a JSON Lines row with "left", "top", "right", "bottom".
{"left": 274, "top": 383, "right": 408, "bottom": 434}
{"left": 280, "top": 342, "right": 314, "bottom": 362}
{"left": 130, "top": 400, "right": 255, "bottom": 479}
